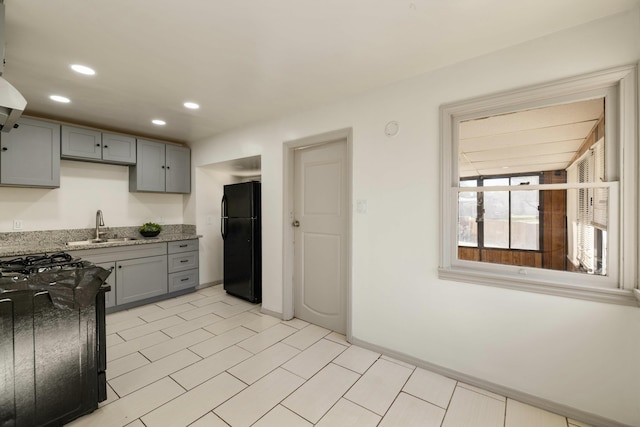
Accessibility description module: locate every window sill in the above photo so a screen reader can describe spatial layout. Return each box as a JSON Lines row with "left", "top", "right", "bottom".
{"left": 439, "top": 267, "right": 639, "bottom": 307}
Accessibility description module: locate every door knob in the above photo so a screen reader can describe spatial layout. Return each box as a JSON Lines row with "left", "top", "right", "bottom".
{"left": 292, "top": 220, "right": 300, "bottom": 227}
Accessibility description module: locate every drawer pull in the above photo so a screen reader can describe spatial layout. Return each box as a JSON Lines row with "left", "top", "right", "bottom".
{"left": 180, "top": 259, "right": 189, "bottom": 263}
{"left": 181, "top": 278, "right": 190, "bottom": 282}
{"left": 179, "top": 244, "right": 188, "bottom": 247}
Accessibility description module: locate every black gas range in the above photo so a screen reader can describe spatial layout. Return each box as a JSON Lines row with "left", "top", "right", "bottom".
{"left": 0, "top": 251, "right": 111, "bottom": 426}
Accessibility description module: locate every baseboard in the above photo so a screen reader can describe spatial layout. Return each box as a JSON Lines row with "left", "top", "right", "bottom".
{"left": 260, "top": 307, "right": 282, "bottom": 319}
{"left": 196, "top": 280, "right": 223, "bottom": 290}
{"left": 350, "top": 336, "right": 633, "bottom": 427}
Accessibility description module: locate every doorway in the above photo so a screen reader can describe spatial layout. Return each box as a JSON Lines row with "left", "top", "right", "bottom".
{"left": 283, "top": 128, "right": 352, "bottom": 337}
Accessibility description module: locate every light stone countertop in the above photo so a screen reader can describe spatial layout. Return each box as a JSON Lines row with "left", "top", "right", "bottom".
{"left": 0, "top": 225, "right": 200, "bottom": 258}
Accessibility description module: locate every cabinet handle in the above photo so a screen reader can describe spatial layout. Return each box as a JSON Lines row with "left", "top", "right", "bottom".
{"left": 118, "top": 265, "right": 122, "bottom": 269}
{"left": 180, "top": 259, "right": 189, "bottom": 263}
{"left": 167, "top": 166, "right": 170, "bottom": 169}
{"left": 96, "top": 143, "right": 101, "bottom": 147}
{"left": 104, "top": 145, "right": 108, "bottom": 148}
{"left": 1, "top": 147, "right": 7, "bottom": 151}
{"left": 181, "top": 278, "right": 189, "bottom": 282}
{"left": 179, "top": 244, "right": 187, "bottom": 247}
{"left": 161, "top": 165, "right": 165, "bottom": 169}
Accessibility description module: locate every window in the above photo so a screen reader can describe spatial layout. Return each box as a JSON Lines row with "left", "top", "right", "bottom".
{"left": 439, "top": 65, "right": 638, "bottom": 306}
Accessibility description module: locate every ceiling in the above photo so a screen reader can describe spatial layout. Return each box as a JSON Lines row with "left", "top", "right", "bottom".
{"left": 459, "top": 98, "right": 604, "bottom": 177}
{"left": 2, "top": 0, "right": 638, "bottom": 144}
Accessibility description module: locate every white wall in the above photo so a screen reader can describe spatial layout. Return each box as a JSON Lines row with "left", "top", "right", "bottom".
{"left": 190, "top": 9, "right": 640, "bottom": 426}
{"left": 0, "top": 160, "right": 185, "bottom": 232}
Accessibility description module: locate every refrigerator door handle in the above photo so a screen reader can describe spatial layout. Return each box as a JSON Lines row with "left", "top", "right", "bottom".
{"left": 221, "top": 195, "right": 228, "bottom": 239}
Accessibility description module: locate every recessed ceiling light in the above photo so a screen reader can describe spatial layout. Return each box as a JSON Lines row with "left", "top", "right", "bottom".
{"left": 183, "top": 102, "right": 200, "bottom": 109}
{"left": 152, "top": 119, "right": 166, "bottom": 126}
{"left": 70, "top": 64, "right": 96, "bottom": 75}
{"left": 50, "top": 95, "right": 71, "bottom": 103}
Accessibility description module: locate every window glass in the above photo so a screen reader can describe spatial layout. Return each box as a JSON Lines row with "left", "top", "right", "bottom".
{"left": 458, "top": 180, "right": 477, "bottom": 247}
{"left": 483, "top": 178, "right": 509, "bottom": 249}
{"left": 510, "top": 176, "right": 539, "bottom": 250}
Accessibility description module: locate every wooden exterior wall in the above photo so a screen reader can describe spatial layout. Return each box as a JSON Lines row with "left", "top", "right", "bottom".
{"left": 541, "top": 170, "right": 567, "bottom": 270}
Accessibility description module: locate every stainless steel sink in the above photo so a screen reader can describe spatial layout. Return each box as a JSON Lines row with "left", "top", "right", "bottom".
{"left": 66, "top": 237, "right": 137, "bottom": 246}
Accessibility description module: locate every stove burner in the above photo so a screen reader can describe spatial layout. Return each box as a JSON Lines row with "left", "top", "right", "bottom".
{"left": 0, "top": 252, "right": 85, "bottom": 275}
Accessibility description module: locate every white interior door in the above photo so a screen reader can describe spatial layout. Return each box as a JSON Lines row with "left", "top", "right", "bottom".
{"left": 293, "top": 138, "right": 348, "bottom": 334}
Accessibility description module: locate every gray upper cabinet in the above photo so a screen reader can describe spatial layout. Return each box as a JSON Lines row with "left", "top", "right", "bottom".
{"left": 61, "top": 125, "right": 136, "bottom": 165}
{"left": 130, "top": 139, "right": 190, "bottom": 193}
{"left": 166, "top": 144, "right": 191, "bottom": 193}
{"left": 0, "top": 117, "right": 61, "bottom": 188}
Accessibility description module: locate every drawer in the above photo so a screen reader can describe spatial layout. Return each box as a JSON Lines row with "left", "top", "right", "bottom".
{"left": 168, "top": 269, "right": 199, "bottom": 292}
{"left": 168, "top": 239, "right": 198, "bottom": 254}
{"left": 167, "top": 251, "right": 199, "bottom": 273}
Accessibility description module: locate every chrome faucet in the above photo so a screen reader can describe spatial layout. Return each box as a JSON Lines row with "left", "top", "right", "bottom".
{"left": 95, "top": 210, "right": 105, "bottom": 240}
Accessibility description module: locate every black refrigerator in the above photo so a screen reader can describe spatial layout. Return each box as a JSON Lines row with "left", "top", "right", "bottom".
{"left": 221, "top": 181, "right": 261, "bottom": 303}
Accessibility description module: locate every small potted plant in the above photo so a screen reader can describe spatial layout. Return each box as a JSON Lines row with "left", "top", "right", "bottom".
{"left": 139, "top": 222, "right": 162, "bottom": 237}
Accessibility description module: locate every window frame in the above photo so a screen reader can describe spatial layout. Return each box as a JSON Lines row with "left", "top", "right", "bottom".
{"left": 439, "top": 65, "right": 639, "bottom": 306}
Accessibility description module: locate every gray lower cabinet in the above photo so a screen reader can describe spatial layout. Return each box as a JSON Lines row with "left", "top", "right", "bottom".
{"left": 68, "top": 240, "right": 198, "bottom": 311}
{"left": 130, "top": 139, "right": 190, "bottom": 193}
{"left": 168, "top": 239, "right": 199, "bottom": 293}
{"left": 0, "top": 117, "right": 60, "bottom": 187}
{"left": 116, "top": 255, "right": 167, "bottom": 305}
{"left": 61, "top": 125, "right": 136, "bottom": 165}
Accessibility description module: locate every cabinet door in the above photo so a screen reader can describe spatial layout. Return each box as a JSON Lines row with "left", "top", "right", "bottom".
{"left": 115, "top": 255, "right": 167, "bottom": 305}
{"left": 61, "top": 125, "right": 102, "bottom": 160}
{"left": 129, "top": 139, "right": 165, "bottom": 192}
{"left": 0, "top": 118, "right": 60, "bottom": 187}
{"left": 165, "top": 144, "right": 191, "bottom": 193}
{"left": 102, "top": 133, "right": 136, "bottom": 164}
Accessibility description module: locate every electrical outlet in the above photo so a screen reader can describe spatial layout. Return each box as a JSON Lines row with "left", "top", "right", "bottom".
{"left": 13, "top": 219, "right": 23, "bottom": 230}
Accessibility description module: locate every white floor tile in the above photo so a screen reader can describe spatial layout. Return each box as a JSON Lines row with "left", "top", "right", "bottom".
{"left": 236, "top": 323, "right": 298, "bottom": 354}
{"left": 441, "top": 386, "right": 506, "bottom": 427}
{"left": 324, "top": 331, "right": 349, "bottom": 346}
{"left": 457, "top": 382, "right": 506, "bottom": 402}
{"left": 282, "top": 338, "right": 348, "bottom": 379}
{"left": 204, "top": 311, "right": 262, "bottom": 335}
{"left": 283, "top": 363, "right": 360, "bottom": 423}
{"left": 506, "top": 399, "right": 567, "bottom": 427}
{"left": 106, "top": 317, "right": 146, "bottom": 335}
{"left": 214, "top": 368, "right": 305, "bottom": 427}
{"left": 333, "top": 344, "right": 380, "bottom": 374}
{"left": 379, "top": 392, "right": 446, "bottom": 427}
{"left": 139, "top": 303, "right": 199, "bottom": 323}
{"left": 189, "top": 326, "right": 255, "bottom": 358}
{"left": 344, "top": 358, "right": 413, "bottom": 416}
{"left": 281, "top": 317, "right": 310, "bottom": 329}
{"left": 253, "top": 405, "right": 313, "bottom": 427}
{"left": 188, "top": 412, "right": 229, "bottom": 427}
{"left": 154, "top": 292, "right": 204, "bottom": 309}
{"left": 403, "top": 367, "right": 457, "bottom": 409}
{"left": 196, "top": 284, "right": 224, "bottom": 297}
{"left": 315, "top": 398, "right": 381, "bottom": 427}
{"left": 188, "top": 293, "right": 228, "bottom": 307}
{"left": 109, "top": 349, "right": 200, "bottom": 396}
{"left": 381, "top": 354, "right": 416, "bottom": 370}
{"left": 107, "top": 352, "right": 150, "bottom": 380}
{"left": 117, "top": 316, "right": 185, "bottom": 341}
{"left": 124, "top": 420, "right": 144, "bottom": 427}
{"left": 140, "top": 328, "right": 214, "bottom": 361}
{"left": 282, "top": 323, "right": 331, "bottom": 350}
{"left": 161, "top": 313, "right": 224, "bottom": 338}
{"left": 242, "top": 314, "right": 282, "bottom": 332}
{"left": 171, "top": 345, "right": 253, "bottom": 390}
{"left": 211, "top": 300, "right": 258, "bottom": 318}
{"left": 66, "top": 377, "right": 184, "bottom": 427}
{"left": 178, "top": 301, "right": 230, "bottom": 321}
{"left": 107, "top": 331, "right": 171, "bottom": 362}
{"left": 141, "top": 372, "right": 246, "bottom": 427}
{"left": 107, "top": 333, "right": 125, "bottom": 347}
{"left": 228, "top": 342, "right": 300, "bottom": 384}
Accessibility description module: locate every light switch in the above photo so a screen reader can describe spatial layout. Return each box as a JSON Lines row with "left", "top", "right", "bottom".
{"left": 356, "top": 200, "right": 368, "bottom": 214}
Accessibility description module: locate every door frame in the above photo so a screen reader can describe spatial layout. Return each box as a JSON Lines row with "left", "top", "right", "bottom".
{"left": 282, "top": 128, "right": 353, "bottom": 341}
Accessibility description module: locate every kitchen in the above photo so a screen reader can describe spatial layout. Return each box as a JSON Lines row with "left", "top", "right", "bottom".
{"left": 1, "top": 1, "right": 640, "bottom": 426}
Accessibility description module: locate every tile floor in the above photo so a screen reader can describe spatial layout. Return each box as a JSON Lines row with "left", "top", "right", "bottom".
{"left": 68, "top": 284, "right": 591, "bottom": 427}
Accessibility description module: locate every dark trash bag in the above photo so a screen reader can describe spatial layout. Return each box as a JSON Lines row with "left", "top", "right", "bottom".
{"left": 0, "top": 262, "right": 111, "bottom": 309}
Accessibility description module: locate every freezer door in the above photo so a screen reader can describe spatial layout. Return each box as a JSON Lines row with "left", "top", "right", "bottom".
{"left": 223, "top": 218, "right": 259, "bottom": 302}
{"left": 224, "top": 182, "right": 259, "bottom": 218}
